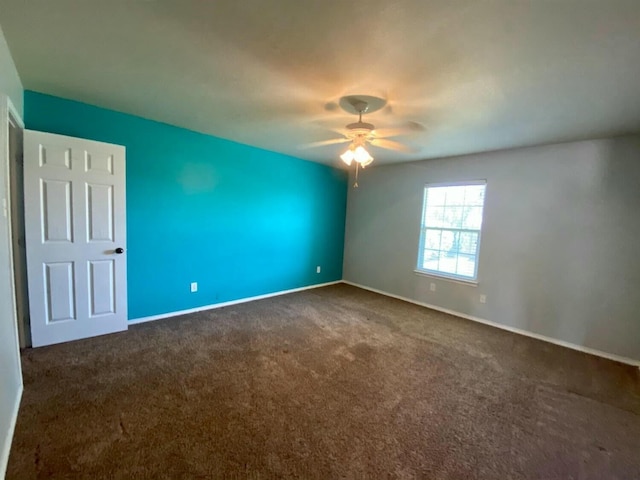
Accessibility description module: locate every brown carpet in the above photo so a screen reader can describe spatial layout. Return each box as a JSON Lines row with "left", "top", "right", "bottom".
{"left": 7, "top": 284, "right": 640, "bottom": 479}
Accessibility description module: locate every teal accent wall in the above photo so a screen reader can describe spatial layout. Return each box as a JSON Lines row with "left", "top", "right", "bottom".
{"left": 25, "top": 91, "right": 347, "bottom": 320}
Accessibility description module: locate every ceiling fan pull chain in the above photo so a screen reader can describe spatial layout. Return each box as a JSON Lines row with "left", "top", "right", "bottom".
{"left": 354, "top": 163, "right": 359, "bottom": 188}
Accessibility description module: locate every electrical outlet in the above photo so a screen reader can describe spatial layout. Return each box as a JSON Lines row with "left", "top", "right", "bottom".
{"left": 190, "top": 282, "right": 198, "bottom": 293}
{"left": 316, "top": 266, "right": 321, "bottom": 274}
{"left": 430, "top": 283, "right": 436, "bottom": 292}
{"left": 479, "top": 294, "right": 486, "bottom": 304}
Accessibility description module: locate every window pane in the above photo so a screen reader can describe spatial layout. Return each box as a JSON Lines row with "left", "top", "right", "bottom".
{"left": 445, "top": 186, "right": 466, "bottom": 206}
{"left": 458, "top": 232, "right": 478, "bottom": 254}
{"left": 422, "top": 249, "right": 440, "bottom": 271}
{"left": 464, "top": 185, "right": 485, "bottom": 206}
{"left": 445, "top": 231, "right": 462, "bottom": 255}
{"left": 456, "top": 253, "right": 476, "bottom": 278}
{"left": 462, "top": 206, "right": 483, "bottom": 229}
{"left": 441, "top": 206, "right": 463, "bottom": 228}
{"left": 437, "top": 250, "right": 457, "bottom": 274}
{"left": 439, "top": 230, "right": 455, "bottom": 252}
{"left": 426, "top": 187, "right": 447, "bottom": 206}
{"left": 424, "top": 229, "right": 442, "bottom": 249}
{"left": 424, "top": 206, "right": 444, "bottom": 227}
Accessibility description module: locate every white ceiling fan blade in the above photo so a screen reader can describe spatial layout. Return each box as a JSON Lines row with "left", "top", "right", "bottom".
{"left": 373, "top": 122, "right": 425, "bottom": 138}
{"left": 372, "top": 128, "right": 413, "bottom": 138}
{"left": 370, "top": 138, "right": 414, "bottom": 153}
{"left": 299, "top": 137, "right": 350, "bottom": 149}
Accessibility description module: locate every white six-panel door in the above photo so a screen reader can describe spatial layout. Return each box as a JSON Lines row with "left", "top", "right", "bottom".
{"left": 24, "top": 130, "right": 127, "bottom": 347}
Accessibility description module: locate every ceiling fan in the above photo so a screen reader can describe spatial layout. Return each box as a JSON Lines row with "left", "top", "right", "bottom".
{"left": 302, "top": 95, "right": 422, "bottom": 186}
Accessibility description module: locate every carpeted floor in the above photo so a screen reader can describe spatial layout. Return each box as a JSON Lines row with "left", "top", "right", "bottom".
{"left": 7, "top": 284, "right": 640, "bottom": 479}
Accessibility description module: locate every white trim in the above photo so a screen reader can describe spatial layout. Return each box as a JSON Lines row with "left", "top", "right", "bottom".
{"left": 0, "top": 94, "right": 25, "bottom": 478}
{"left": 424, "top": 179, "right": 487, "bottom": 188}
{"left": 0, "top": 94, "right": 24, "bottom": 360}
{"left": 6, "top": 98, "right": 24, "bottom": 129}
{"left": 6, "top": 100, "right": 27, "bottom": 348}
{"left": 0, "top": 383, "right": 22, "bottom": 478}
{"left": 342, "top": 280, "right": 640, "bottom": 368}
{"left": 129, "top": 280, "right": 342, "bottom": 325}
{"left": 413, "top": 269, "right": 478, "bottom": 287}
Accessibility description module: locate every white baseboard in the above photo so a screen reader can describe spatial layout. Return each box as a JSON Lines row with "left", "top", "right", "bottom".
{"left": 343, "top": 280, "right": 640, "bottom": 368}
{"left": 129, "top": 280, "right": 342, "bottom": 325}
{"left": 1, "top": 382, "right": 23, "bottom": 478}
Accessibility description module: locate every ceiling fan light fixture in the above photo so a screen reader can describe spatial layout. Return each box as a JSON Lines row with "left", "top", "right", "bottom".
{"left": 353, "top": 145, "right": 373, "bottom": 166}
{"left": 340, "top": 145, "right": 355, "bottom": 165}
{"left": 340, "top": 143, "right": 373, "bottom": 167}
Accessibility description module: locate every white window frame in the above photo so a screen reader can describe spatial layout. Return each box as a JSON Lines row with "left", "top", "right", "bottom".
{"left": 415, "top": 180, "right": 487, "bottom": 284}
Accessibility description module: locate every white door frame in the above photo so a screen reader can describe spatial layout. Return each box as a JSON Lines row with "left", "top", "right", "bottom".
{"left": 0, "top": 93, "right": 23, "bottom": 372}
{"left": 7, "top": 104, "right": 28, "bottom": 348}
{"left": 0, "top": 93, "right": 24, "bottom": 476}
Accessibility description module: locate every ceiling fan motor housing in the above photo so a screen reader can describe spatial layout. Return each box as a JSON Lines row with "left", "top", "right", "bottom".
{"left": 339, "top": 95, "right": 387, "bottom": 115}
{"left": 346, "top": 121, "right": 375, "bottom": 138}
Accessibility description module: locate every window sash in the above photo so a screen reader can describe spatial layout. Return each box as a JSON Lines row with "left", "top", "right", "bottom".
{"left": 420, "top": 227, "right": 480, "bottom": 253}
{"left": 418, "top": 229, "right": 481, "bottom": 280}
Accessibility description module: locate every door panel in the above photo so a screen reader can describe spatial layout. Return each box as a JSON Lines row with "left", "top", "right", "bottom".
{"left": 40, "top": 145, "right": 71, "bottom": 169}
{"left": 25, "top": 130, "right": 127, "bottom": 347}
{"left": 41, "top": 179, "right": 73, "bottom": 243}
{"left": 44, "top": 261, "right": 75, "bottom": 322}
{"left": 85, "top": 152, "right": 113, "bottom": 174}
{"left": 88, "top": 260, "right": 115, "bottom": 317}
{"left": 86, "top": 183, "right": 114, "bottom": 242}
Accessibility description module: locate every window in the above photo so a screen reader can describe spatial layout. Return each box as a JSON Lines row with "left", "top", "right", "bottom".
{"left": 416, "top": 182, "right": 486, "bottom": 282}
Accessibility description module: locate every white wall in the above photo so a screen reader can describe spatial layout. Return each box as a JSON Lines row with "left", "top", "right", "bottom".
{"left": 344, "top": 135, "right": 640, "bottom": 362}
{"left": 0, "top": 23, "right": 23, "bottom": 477}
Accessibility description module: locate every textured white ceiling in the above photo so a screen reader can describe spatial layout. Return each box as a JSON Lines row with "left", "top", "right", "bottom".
{"left": 1, "top": 0, "right": 639, "bottom": 166}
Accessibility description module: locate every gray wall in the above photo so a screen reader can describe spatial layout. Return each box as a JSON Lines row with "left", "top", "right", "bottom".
{"left": 0, "top": 23, "right": 23, "bottom": 476}
{"left": 343, "top": 135, "right": 640, "bottom": 361}
{"left": 0, "top": 24, "right": 22, "bottom": 116}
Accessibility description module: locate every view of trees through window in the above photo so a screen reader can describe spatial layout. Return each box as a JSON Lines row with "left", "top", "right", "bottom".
{"left": 417, "top": 183, "right": 486, "bottom": 280}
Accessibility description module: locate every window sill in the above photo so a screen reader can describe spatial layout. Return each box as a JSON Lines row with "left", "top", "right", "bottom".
{"left": 413, "top": 269, "right": 479, "bottom": 287}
